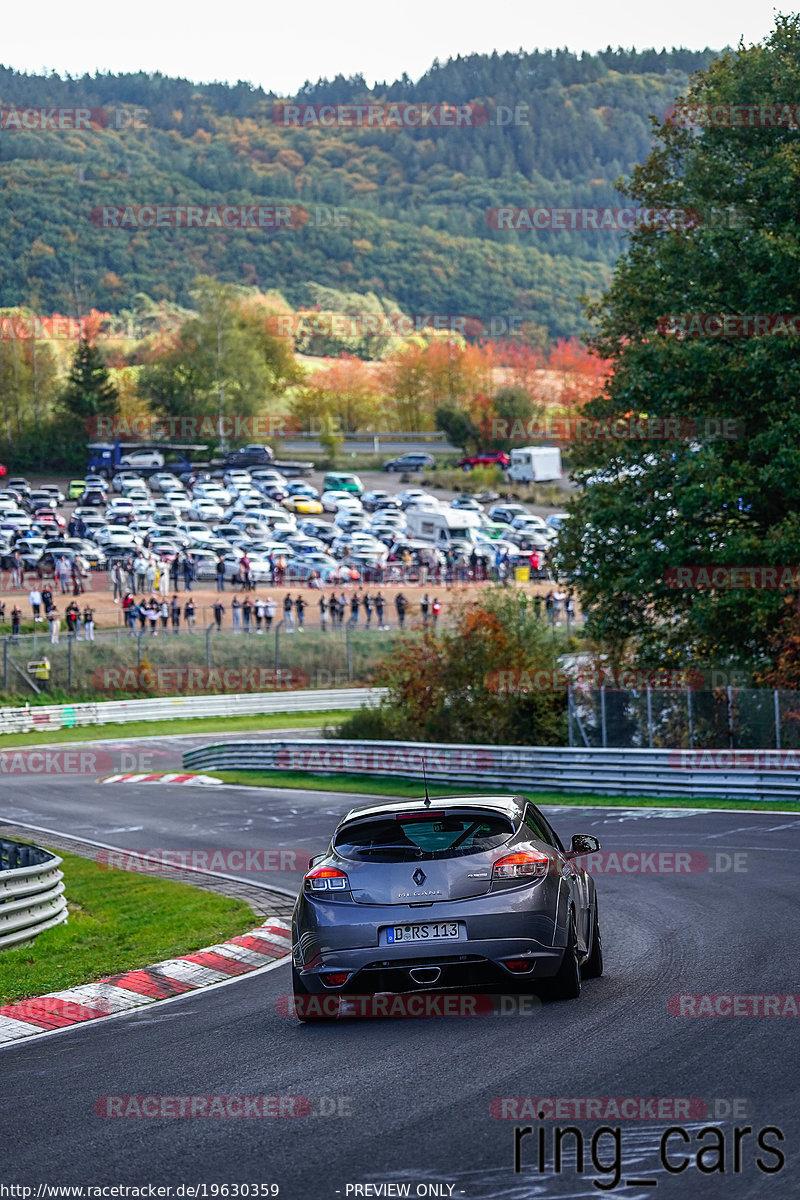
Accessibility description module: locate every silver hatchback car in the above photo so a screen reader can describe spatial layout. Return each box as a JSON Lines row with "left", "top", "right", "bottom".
{"left": 292, "top": 794, "right": 603, "bottom": 1018}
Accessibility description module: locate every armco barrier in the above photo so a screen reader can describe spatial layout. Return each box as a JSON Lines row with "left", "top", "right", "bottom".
{"left": 0, "top": 839, "right": 68, "bottom": 949}
{"left": 182, "top": 740, "right": 800, "bottom": 802}
{"left": 0, "top": 689, "right": 385, "bottom": 736}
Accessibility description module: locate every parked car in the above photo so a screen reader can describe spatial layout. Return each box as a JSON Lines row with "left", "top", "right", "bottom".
{"left": 383, "top": 452, "right": 436, "bottom": 472}
{"left": 456, "top": 451, "right": 510, "bottom": 470}
{"left": 66, "top": 479, "right": 86, "bottom": 500}
{"left": 291, "top": 794, "right": 602, "bottom": 1015}
{"left": 119, "top": 448, "right": 165, "bottom": 468}
{"left": 322, "top": 471, "right": 364, "bottom": 496}
{"left": 450, "top": 495, "right": 485, "bottom": 512}
{"left": 361, "top": 490, "right": 402, "bottom": 512}
{"left": 223, "top": 444, "right": 274, "bottom": 468}
{"left": 488, "top": 503, "right": 530, "bottom": 526}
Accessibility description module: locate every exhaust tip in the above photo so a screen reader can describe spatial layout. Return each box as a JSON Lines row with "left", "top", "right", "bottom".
{"left": 409, "top": 966, "right": 441, "bottom": 985}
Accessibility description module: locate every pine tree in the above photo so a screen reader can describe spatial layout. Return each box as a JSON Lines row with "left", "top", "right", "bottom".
{"left": 60, "top": 338, "right": 118, "bottom": 421}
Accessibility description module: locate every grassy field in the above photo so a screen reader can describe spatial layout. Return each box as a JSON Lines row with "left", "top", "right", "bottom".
{"left": 0, "top": 849, "right": 257, "bottom": 1004}
{"left": 211, "top": 769, "right": 800, "bottom": 811}
{"left": 0, "top": 709, "right": 346, "bottom": 748}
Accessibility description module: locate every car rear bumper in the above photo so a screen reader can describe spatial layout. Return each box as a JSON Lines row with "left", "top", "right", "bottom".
{"left": 293, "top": 892, "right": 564, "bottom": 993}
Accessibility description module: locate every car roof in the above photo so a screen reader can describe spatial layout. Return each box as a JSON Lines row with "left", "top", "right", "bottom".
{"left": 340, "top": 794, "right": 525, "bottom": 824}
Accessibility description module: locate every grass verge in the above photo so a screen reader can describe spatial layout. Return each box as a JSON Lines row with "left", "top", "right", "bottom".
{"left": 211, "top": 769, "right": 800, "bottom": 812}
{"left": 0, "top": 710, "right": 349, "bottom": 749}
{"left": 0, "top": 848, "right": 256, "bottom": 1004}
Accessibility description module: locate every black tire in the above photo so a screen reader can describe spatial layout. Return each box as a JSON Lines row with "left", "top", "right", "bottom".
{"left": 292, "top": 966, "right": 338, "bottom": 1022}
{"left": 582, "top": 897, "right": 604, "bottom": 979}
{"left": 543, "top": 910, "right": 581, "bottom": 1001}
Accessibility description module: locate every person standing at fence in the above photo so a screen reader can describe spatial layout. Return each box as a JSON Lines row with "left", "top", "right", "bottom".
{"left": 565, "top": 592, "right": 575, "bottom": 624}
{"left": 133, "top": 553, "right": 146, "bottom": 593}
{"left": 183, "top": 553, "right": 194, "bottom": 592}
{"left": 65, "top": 601, "right": 79, "bottom": 637}
{"left": 83, "top": 604, "right": 95, "bottom": 641}
{"left": 41, "top": 585, "right": 54, "bottom": 615}
{"left": 283, "top": 592, "right": 294, "bottom": 631}
{"left": 11, "top": 604, "right": 21, "bottom": 641}
{"left": 254, "top": 596, "right": 264, "bottom": 633}
{"left": 160, "top": 598, "right": 169, "bottom": 631}
{"left": 265, "top": 595, "right": 276, "bottom": 631}
{"left": 349, "top": 592, "right": 360, "bottom": 627}
{"left": 420, "top": 593, "right": 430, "bottom": 626}
{"left": 170, "top": 593, "right": 181, "bottom": 633}
{"left": 147, "top": 598, "right": 159, "bottom": 636}
{"left": 111, "top": 561, "right": 124, "bottom": 603}
{"left": 56, "top": 556, "right": 70, "bottom": 594}
{"left": 170, "top": 552, "right": 181, "bottom": 592}
{"left": 122, "top": 592, "right": 136, "bottom": 633}
{"left": 216, "top": 555, "right": 226, "bottom": 593}
{"left": 213, "top": 599, "right": 225, "bottom": 631}
{"left": 159, "top": 556, "right": 171, "bottom": 597}
{"left": 319, "top": 594, "right": 328, "bottom": 631}
{"left": 29, "top": 586, "right": 43, "bottom": 623}
{"left": 145, "top": 558, "right": 157, "bottom": 594}
{"left": 395, "top": 592, "right": 407, "bottom": 629}
{"left": 232, "top": 595, "right": 242, "bottom": 632}
{"left": 242, "top": 596, "right": 252, "bottom": 633}
{"left": 295, "top": 593, "right": 306, "bottom": 632}
{"left": 184, "top": 596, "right": 196, "bottom": 632}
{"left": 363, "top": 592, "right": 373, "bottom": 628}
{"left": 240, "top": 552, "right": 252, "bottom": 591}
{"left": 375, "top": 591, "right": 386, "bottom": 630}
{"left": 432, "top": 597, "right": 442, "bottom": 629}
{"left": 48, "top": 607, "right": 60, "bottom": 644}
{"left": 10, "top": 548, "right": 22, "bottom": 589}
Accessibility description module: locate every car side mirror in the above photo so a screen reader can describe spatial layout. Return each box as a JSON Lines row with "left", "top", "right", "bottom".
{"left": 565, "top": 834, "right": 600, "bottom": 859}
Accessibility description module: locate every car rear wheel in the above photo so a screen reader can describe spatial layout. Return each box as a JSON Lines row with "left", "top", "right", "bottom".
{"left": 543, "top": 911, "right": 581, "bottom": 1001}
{"left": 582, "top": 897, "right": 603, "bottom": 979}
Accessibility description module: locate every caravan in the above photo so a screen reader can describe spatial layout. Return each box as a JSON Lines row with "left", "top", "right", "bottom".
{"left": 507, "top": 446, "right": 563, "bottom": 483}
{"left": 404, "top": 507, "right": 483, "bottom": 547}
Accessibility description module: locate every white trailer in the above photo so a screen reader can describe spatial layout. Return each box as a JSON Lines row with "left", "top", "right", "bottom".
{"left": 405, "top": 508, "right": 482, "bottom": 547}
{"left": 507, "top": 445, "right": 563, "bottom": 483}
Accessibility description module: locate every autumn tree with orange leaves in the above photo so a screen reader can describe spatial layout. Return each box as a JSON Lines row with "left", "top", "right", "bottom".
{"left": 337, "top": 589, "right": 567, "bottom": 746}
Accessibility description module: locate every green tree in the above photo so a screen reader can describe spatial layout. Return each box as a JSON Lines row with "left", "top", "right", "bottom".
{"left": 555, "top": 16, "right": 800, "bottom": 677}
{"left": 60, "top": 337, "right": 118, "bottom": 423}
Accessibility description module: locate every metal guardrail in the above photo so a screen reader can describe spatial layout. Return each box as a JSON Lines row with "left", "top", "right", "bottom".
{"left": 0, "top": 688, "right": 385, "bottom": 736}
{"left": 182, "top": 739, "right": 800, "bottom": 802}
{"left": 0, "top": 839, "right": 68, "bottom": 950}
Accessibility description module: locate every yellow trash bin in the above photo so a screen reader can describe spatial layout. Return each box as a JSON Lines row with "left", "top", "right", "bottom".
{"left": 515, "top": 566, "right": 530, "bottom": 583}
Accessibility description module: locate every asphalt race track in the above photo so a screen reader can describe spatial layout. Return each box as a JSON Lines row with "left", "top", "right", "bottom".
{"left": 2, "top": 735, "right": 799, "bottom": 1199}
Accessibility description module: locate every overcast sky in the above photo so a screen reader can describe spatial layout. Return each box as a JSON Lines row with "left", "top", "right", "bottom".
{"left": 4, "top": 1, "right": 778, "bottom": 95}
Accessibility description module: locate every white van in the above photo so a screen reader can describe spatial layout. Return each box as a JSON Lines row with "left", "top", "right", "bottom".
{"left": 507, "top": 446, "right": 563, "bottom": 482}
{"left": 405, "top": 507, "right": 482, "bottom": 547}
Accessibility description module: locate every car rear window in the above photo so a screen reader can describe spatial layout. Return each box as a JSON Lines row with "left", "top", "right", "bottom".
{"left": 334, "top": 809, "right": 514, "bottom": 862}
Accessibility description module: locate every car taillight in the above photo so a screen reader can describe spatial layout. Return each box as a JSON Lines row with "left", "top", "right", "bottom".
{"left": 492, "top": 851, "right": 550, "bottom": 880}
{"left": 304, "top": 866, "right": 350, "bottom": 893}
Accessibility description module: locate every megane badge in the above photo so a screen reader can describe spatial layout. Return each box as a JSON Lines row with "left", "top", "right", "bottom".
{"left": 413, "top": 868, "right": 427, "bottom": 886}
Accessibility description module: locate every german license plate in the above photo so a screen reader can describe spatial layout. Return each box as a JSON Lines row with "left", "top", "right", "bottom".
{"left": 386, "top": 922, "right": 459, "bottom": 944}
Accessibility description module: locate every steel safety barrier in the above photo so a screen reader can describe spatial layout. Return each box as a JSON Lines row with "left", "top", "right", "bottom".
{"left": 0, "top": 688, "right": 385, "bottom": 736}
{"left": 0, "top": 838, "right": 67, "bottom": 950}
{"left": 183, "top": 739, "right": 800, "bottom": 803}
